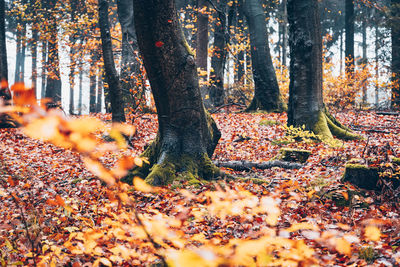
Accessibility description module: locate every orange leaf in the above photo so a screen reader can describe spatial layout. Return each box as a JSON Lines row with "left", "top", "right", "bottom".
{"left": 365, "top": 226, "right": 381, "bottom": 241}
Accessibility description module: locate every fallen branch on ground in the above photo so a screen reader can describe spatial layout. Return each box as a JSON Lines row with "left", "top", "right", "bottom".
{"left": 213, "top": 160, "right": 303, "bottom": 171}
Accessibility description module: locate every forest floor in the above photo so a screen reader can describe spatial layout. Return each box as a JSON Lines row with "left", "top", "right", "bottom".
{"left": 1, "top": 110, "right": 400, "bottom": 266}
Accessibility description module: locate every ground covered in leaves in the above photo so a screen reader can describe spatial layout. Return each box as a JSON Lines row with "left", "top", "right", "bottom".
{"left": 1, "top": 110, "right": 400, "bottom": 266}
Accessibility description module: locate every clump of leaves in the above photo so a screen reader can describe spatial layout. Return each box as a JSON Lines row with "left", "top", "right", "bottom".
{"left": 273, "top": 125, "right": 319, "bottom": 145}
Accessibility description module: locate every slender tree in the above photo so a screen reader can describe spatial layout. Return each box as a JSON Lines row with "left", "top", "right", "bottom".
{"left": 391, "top": 0, "right": 400, "bottom": 108}
{"left": 345, "top": 0, "right": 354, "bottom": 76}
{"left": 99, "top": 0, "right": 126, "bottom": 122}
{"left": 244, "top": 0, "right": 285, "bottom": 112}
{"left": 123, "top": 0, "right": 222, "bottom": 185}
{"left": 287, "top": 0, "right": 359, "bottom": 141}
{"left": 209, "top": 0, "right": 227, "bottom": 107}
{"left": 0, "top": 0, "right": 7, "bottom": 83}
{"left": 44, "top": 0, "right": 62, "bottom": 105}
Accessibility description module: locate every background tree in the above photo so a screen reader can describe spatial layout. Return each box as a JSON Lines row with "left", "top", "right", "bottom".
{"left": 345, "top": 0, "right": 354, "bottom": 76}
{"left": 99, "top": 0, "right": 126, "bottom": 122}
{"left": 44, "top": 0, "right": 62, "bottom": 105}
{"left": 0, "top": 0, "right": 7, "bottom": 84}
{"left": 391, "top": 0, "right": 400, "bottom": 108}
{"left": 125, "top": 0, "right": 222, "bottom": 185}
{"left": 287, "top": 0, "right": 359, "bottom": 141}
{"left": 209, "top": 0, "right": 227, "bottom": 107}
{"left": 244, "top": 0, "right": 285, "bottom": 112}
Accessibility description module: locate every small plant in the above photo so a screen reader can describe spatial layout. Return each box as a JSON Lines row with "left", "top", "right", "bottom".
{"left": 358, "top": 246, "right": 378, "bottom": 263}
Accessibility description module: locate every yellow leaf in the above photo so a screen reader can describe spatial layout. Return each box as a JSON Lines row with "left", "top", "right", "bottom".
{"left": 365, "top": 226, "right": 381, "bottom": 241}
{"left": 336, "top": 237, "right": 351, "bottom": 256}
{"left": 286, "top": 222, "right": 319, "bottom": 232}
{"left": 24, "top": 117, "right": 60, "bottom": 141}
{"left": 83, "top": 157, "right": 115, "bottom": 186}
{"left": 133, "top": 177, "right": 153, "bottom": 193}
{"left": 93, "top": 257, "right": 112, "bottom": 267}
{"left": 134, "top": 157, "right": 143, "bottom": 167}
{"left": 67, "top": 117, "right": 105, "bottom": 134}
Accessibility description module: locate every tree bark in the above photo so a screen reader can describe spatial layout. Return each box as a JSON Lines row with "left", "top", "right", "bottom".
{"left": 41, "top": 40, "right": 47, "bottom": 99}
{"left": 99, "top": 0, "right": 126, "bottom": 122}
{"left": 237, "top": 0, "right": 245, "bottom": 83}
{"left": 361, "top": 15, "right": 368, "bottom": 105}
{"left": 31, "top": 28, "right": 38, "bottom": 93}
{"left": 244, "top": 0, "right": 285, "bottom": 112}
{"left": 116, "top": 0, "right": 140, "bottom": 110}
{"left": 0, "top": 0, "right": 10, "bottom": 101}
{"left": 209, "top": 0, "right": 227, "bottom": 107}
{"left": 89, "top": 51, "right": 98, "bottom": 113}
{"left": 287, "top": 0, "right": 359, "bottom": 141}
{"left": 0, "top": 0, "right": 7, "bottom": 82}
{"left": 44, "top": 0, "right": 62, "bottom": 105}
{"left": 124, "top": 0, "right": 222, "bottom": 186}
{"left": 96, "top": 67, "right": 103, "bottom": 113}
{"left": 345, "top": 0, "right": 354, "bottom": 77}
{"left": 391, "top": 0, "right": 400, "bottom": 108}
{"left": 196, "top": 0, "right": 208, "bottom": 71}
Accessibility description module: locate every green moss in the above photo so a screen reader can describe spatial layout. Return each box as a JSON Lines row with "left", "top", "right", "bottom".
{"left": 259, "top": 119, "right": 282, "bottom": 126}
{"left": 278, "top": 148, "right": 311, "bottom": 163}
{"left": 312, "top": 111, "right": 334, "bottom": 141}
{"left": 393, "top": 157, "right": 400, "bottom": 165}
{"left": 326, "top": 114, "right": 361, "bottom": 140}
{"left": 145, "top": 162, "right": 176, "bottom": 186}
{"left": 342, "top": 163, "right": 380, "bottom": 190}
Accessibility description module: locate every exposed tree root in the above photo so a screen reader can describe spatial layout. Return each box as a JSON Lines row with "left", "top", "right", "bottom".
{"left": 313, "top": 110, "right": 361, "bottom": 141}
{"left": 246, "top": 97, "right": 287, "bottom": 113}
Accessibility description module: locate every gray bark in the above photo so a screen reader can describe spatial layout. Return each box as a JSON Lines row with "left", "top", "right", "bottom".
{"left": 244, "top": 0, "right": 284, "bottom": 112}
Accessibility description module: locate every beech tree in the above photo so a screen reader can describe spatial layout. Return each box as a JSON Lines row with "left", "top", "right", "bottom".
{"left": 287, "top": 0, "right": 359, "bottom": 141}
{"left": 0, "top": 0, "right": 7, "bottom": 84}
{"left": 123, "top": 0, "right": 222, "bottom": 185}
{"left": 99, "top": 0, "right": 126, "bottom": 122}
{"left": 345, "top": 0, "right": 354, "bottom": 76}
{"left": 244, "top": 0, "right": 285, "bottom": 112}
{"left": 392, "top": 0, "right": 400, "bottom": 108}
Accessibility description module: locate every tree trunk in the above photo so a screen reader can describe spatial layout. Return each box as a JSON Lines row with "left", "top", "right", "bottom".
{"left": 244, "top": 0, "right": 285, "bottom": 112}
{"left": 391, "top": 0, "right": 400, "bottom": 108}
{"left": 196, "top": 0, "right": 208, "bottom": 71}
{"left": 345, "top": 0, "right": 354, "bottom": 77}
{"left": 237, "top": 0, "right": 245, "bottom": 83}
{"left": 0, "top": 0, "right": 7, "bottom": 82}
{"left": 0, "top": 0, "right": 10, "bottom": 101}
{"left": 31, "top": 27, "right": 38, "bottom": 93}
{"left": 69, "top": 42, "right": 76, "bottom": 114}
{"left": 361, "top": 15, "right": 368, "bottom": 105}
{"left": 96, "top": 67, "right": 103, "bottom": 113}
{"left": 209, "top": 0, "right": 227, "bottom": 107}
{"left": 99, "top": 0, "right": 126, "bottom": 122}
{"left": 281, "top": 0, "right": 288, "bottom": 67}
{"left": 375, "top": 23, "right": 379, "bottom": 108}
{"left": 41, "top": 40, "right": 47, "bottom": 99}
{"left": 287, "top": 0, "right": 359, "bottom": 141}
{"left": 125, "top": 0, "right": 222, "bottom": 186}
{"left": 89, "top": 51, "right": 98, "bottom": 113}
{"left": 14, "top": 29, "right": 22, "bottom": 82}
{"left": 44, "top": 0, "right": 62, "bottom": 105}
{"left": 116, "top": 0, "right": 140, "bottom": 110}
{"left": 78, "top": 58, "right": 83, "bottom": 115}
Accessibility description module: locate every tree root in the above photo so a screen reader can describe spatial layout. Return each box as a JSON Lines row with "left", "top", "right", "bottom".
{"left": 313, "top": 110, "right": 361, "bottom": 141}
{"left": 214, "top": 160, "right": 303, "bottom": 171}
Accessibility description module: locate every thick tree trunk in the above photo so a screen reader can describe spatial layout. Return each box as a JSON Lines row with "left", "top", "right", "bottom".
{"left": 281, "top": 0, "right": 288, "bottom": 67}
{"left": 125, "top": 0, "right": 222, "bottom": 186}
{"left": 116, "top": 0, "right": 140, "bottom": 110}
{"left": 44, "top": 0, "right": 62, "bottom": 105}
{"left": 244, "top": 0, "right": 285, "bottom": 112}
{"left": 209, "top": 0, "right": 227, "bottom": 107}
{"left": 99, "top": 0, "right": 126, "bottom": 122}
{"left": 287, "top": 0, "right": 359, "bottom": 141}
{"left": 345, "top": 0, "right": 354, "bottom": 77}
{"left": 391, "top": 0, "right": 400, "bottom": 108}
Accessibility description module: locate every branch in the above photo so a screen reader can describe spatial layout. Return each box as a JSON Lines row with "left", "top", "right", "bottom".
{"left": 214, "top": 160, "right": 304, "bottom": 171}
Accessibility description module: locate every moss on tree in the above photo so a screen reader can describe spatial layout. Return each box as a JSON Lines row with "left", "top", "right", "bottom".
{"left": 278, "top": 148, "right": 311, "bottom": 163}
